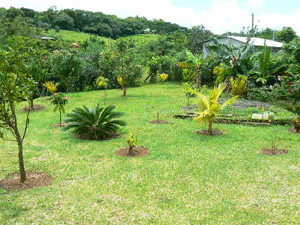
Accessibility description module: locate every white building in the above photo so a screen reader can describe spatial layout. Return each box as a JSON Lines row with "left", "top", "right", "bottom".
{"left": 203, "top": 36, "right": 284, "bottom": 58}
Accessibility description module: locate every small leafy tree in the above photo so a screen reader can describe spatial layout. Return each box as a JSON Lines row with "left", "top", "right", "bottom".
{"left": 51, "top": 93, "right": 68, "bottom": 126}
{"left": 0, "top": 50, "right": 36, "bottom": 183}
{"left": 127, "top": 131, "right": 139, "bottom": 155}
{"left": 117, "top": 76, "right": 127, "bottom": 97}
{"left": 191, "top": 83, "right": 237, "bottom": 135}
{"left": 96, "top": 76, "right": 109, "bottom": 104}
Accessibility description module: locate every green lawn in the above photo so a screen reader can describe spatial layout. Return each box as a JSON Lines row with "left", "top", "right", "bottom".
{"left": 1, "top": 83, "right": 300, "bottom": 224}
{"left": 41, "top": 29, "right": 112, "bottom": 44}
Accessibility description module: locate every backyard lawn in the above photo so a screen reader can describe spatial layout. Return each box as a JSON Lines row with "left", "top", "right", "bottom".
{"left": 1, "top": 83, "right": 299, "bottom": 224}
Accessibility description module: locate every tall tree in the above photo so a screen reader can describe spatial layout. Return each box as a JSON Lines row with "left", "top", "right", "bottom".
{"left": 277, "top": 27, "right": 297, "bottom": 43}
{"left": 187, "top": 25, "right": 214, "bottom": 54}
{"left": 0, "top": 49, "right": 36, "bottom": 183}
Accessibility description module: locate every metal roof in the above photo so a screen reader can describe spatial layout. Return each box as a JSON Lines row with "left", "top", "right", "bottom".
{"left": 228, "top": 36, "right": 283, "bottom": 48}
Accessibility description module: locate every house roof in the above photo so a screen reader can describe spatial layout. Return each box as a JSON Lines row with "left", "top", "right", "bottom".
{"left": 227, "top": 36, "right": 283, "bottom": 48}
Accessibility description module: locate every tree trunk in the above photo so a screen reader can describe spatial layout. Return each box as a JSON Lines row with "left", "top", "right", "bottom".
{"left": 196, "top": 67, "right": 201, "bottom": 90}
{"left": 208, "top": 121, "right": 213, "bottom": 136}
{"left": 123, "top": 89, "right": 127, "bottom": 97}
{"left": 129, "top": 146, "right": 135, "bottom": 155}
{"left": 16, "top": 129, "right": 26, "bottom": 183}
{"left": 59, "top": 110, "right": 62, "bottom": 127}
{"left": 30, "top": 98, "right": 34, "bottom": 110}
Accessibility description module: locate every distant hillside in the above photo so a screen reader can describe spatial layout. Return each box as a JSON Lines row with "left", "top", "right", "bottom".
{"left": 1, "top": 6, "right": 188, "bottom": 39}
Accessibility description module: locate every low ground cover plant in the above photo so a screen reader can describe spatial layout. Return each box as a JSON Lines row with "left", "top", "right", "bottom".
{"left": 63, "top": 103, "right": 127, "bottom": 140}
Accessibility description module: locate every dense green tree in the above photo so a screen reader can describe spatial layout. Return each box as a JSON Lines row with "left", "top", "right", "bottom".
{"left": 277, "top": 27, "right": 297, "bottom": 43}
{"left": 187, "top": 25, "right": 214, "bottom": 54}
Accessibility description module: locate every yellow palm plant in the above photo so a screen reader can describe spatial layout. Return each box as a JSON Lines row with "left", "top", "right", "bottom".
{"left": 190, "top": 83, "right": 237, "bottom": 135}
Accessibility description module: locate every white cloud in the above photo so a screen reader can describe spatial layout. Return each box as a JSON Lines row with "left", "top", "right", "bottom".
{"left": 245, "top": 0, "right": 264, "bottom": 8}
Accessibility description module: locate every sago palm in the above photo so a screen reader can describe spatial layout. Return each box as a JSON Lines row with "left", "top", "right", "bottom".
{"left": 191, "top": 83, "right": 237, "bottom": 135}
{"left": 63, "top": 104, "right": 127, "bottom": 140}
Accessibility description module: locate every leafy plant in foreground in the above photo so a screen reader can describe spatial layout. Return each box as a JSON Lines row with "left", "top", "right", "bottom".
{"left": 51, "top": 92, "right": 68, "bottom": 126}
{"left": 191, "top": 83, "right": 237, "bottom": 135}
{"left": 63, "top": 104, "right": 127, "bottom": 140}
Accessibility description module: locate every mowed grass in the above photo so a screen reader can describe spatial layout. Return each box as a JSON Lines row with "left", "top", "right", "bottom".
{"left": 122, "top": 34, "right": 161, "bottom": 47}
{"left": 41, "top": 29, "right": 112, "bottom": 44}
{"left": 0, "top": 83, "right": 300, "bottom": 224}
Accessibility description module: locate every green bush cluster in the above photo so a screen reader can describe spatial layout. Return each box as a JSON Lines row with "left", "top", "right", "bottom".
{"left": 230, "top": 75, "right": 248, "bottom": 97}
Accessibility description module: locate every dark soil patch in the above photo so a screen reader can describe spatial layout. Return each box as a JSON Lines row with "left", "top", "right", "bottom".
{"left": 53, "top": 123, "right": 68, "bottom": 127}
{"left": 261, "top": 148, "right": 289, "bottom": 156}
{"left": 0, "top": 172, "right": 53, "bottom": 191}
{"left": 289, "top": 128, "right": 300, "bottom": 134}
{"left": 115, "top": 146, "right": 150, "bottom": 157}
{"left": 150, "top": 120, "right": 170, "bottom": 124}
{"left": 74, "top": 132, "right": 121, "bottom": 141}
{"left": 23, "top": 104, "right": 45, "bottom": 112}
{"left": 195, "top": 129, "right": 224, "bottom": 136}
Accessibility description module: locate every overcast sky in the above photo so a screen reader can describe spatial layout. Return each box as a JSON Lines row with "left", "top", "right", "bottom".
{"left": 2, "top": 0, "right": 300, "bottom": 35}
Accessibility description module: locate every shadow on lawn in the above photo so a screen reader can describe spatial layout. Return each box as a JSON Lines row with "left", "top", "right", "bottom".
{"left": 0, "top": 194, "right": 29, "bottom": 222}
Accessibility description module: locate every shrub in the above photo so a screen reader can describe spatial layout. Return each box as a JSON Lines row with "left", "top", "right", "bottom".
{"left": 160, "top": 73, "right": 169, "bottom": 84}
{"left": 292, "top": 116, "right": 300, "bottom": 133}
{"left": 230, "top": 75, "right": 248, "bottom": 97}
{"left": 63, "top": 104, "right": 126, "bottom": 140}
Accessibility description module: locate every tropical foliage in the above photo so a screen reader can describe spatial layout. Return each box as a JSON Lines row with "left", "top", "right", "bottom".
{"left": 0, "top": 49, "right": 36, "bottom": 183}
{"left": 51, "top": 92, "right": 68, "bottom": 126}
{"left": 191, "top": 83, "right": 237, "bottom": 135}
{"left": 63, "top": 104, "right": 127, "bottom": 140}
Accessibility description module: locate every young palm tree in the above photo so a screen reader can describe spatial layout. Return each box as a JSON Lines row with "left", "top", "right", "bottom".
{"left": 191, "top": 83, "right": 237, "bottom": 135}
{"left": 63, "top": 104, "right": 126, "bottom": 140}
{"left": 51, "top": 93, "right": 68, "bottom": 127}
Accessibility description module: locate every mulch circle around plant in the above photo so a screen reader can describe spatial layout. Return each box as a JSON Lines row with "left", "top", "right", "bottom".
{"left": 195, "top": 129, "right": 225, "bottom": 136}
{"left": 53, "top": 123, "right": 68, "bottom": 127}
{"left": 261, "top": 148, "right": 288, "bottom": 156}
{"left": 23, "top": 105, "right": 45, "bottom": 112}
{"left": 115, "top": 146, "right": 150, "bottom": 157}
{"left": 0, "top": 172, "right": 53, "bottom": 191}
{"left": 150, "top": 120, "right": 170, "bottom": 124}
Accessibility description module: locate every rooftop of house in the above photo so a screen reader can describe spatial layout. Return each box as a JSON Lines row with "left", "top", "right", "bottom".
{"left": 227, "top": 36, "right": 284, "bottom": 48}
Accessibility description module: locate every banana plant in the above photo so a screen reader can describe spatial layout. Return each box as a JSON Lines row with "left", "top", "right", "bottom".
{"left": 180, "top": 49, "right": 205, "bottom": 89}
